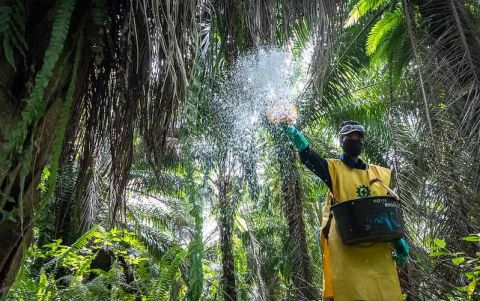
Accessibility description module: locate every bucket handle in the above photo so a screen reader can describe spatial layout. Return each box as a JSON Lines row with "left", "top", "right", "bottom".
{"left": 366, "top": 167, "right": 400, "bottom": 200}
{"left": 322, "top": 192, "right": 338, "bottom": 241}
{"left": 368, "top": 177, "right": 400, "bottom": 201}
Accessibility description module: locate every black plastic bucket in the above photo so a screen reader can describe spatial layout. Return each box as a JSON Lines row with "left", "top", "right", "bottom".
{"left": 331, "top": 196, "right": 404, "bottom": 244}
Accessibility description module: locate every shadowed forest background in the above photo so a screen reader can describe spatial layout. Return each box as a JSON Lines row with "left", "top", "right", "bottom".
{"left": 1, "top": 0, "right": 480, "bottom": 300}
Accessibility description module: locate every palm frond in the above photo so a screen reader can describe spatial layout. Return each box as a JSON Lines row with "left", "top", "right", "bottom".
{"left": 346, "top": 0, "right": 392, "bottom": 27}
{"left": 366, "top": 8, "right": 403, "bottom": 56}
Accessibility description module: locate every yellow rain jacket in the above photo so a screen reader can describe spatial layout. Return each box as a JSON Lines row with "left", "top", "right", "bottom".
{"left": 321, "top": 159, "right": 402, "bottom": 301}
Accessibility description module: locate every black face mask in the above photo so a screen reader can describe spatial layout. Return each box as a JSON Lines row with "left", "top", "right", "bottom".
{"left": 342, "top": 139, "right": 362, "bottom": 157}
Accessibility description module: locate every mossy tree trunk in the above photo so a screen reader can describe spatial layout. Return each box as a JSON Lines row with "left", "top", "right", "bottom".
{"left": 0, "top": 0, "right": 94, "bottom": 295}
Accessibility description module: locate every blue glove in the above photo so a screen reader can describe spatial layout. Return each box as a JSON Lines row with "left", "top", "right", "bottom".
{"left": 281, "top": 125, "right": 309, "bottom": 151}
{"left": 392, "top": 238, "right": 410, "bottom": 263}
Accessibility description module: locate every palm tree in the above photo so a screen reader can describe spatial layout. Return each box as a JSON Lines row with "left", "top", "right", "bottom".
{"left": 216, "top": 161, "right": 238, "bottom": 301}
{"left": 0, "top": 0, "right": 200, "bottom": 294}
{"left": 278, "top": 145, "right": 319, "bottom": 300}
{"left": 196, "top": 3, "right": 330, "bottom": 299}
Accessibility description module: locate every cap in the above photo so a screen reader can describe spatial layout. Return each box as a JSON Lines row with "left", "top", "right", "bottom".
{"left": 339, "top": 121, "right": 365, "bottom": 137}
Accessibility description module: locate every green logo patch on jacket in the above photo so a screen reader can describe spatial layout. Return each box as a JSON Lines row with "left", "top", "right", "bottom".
{"left": 356, "top": 184, "right": 371, "bottom": 198}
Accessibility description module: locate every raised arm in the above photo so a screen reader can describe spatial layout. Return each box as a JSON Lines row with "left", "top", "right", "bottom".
{"left": 282, "top": 125, "right": 333, "bottom": 191}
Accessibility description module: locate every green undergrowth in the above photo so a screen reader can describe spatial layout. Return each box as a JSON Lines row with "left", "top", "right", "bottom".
{"left": 7, "top": 227, "right": 187, "bottom": 301}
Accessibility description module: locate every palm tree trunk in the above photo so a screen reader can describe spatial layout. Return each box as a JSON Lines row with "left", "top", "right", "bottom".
{"left": 217, "top": 164, "right": 237, "bottom": 301}
{"left": 0, "top": 0, "right": 92, "bottom": 295}
{"left": 279, "top": 146, "right": 319, "bottom": 301}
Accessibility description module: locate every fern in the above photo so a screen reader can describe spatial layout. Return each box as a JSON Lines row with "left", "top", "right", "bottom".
{"left": 7, "top": 247, "right": 38, "bottom": 300}
{"left": 0, "top": 0, "right": 76, "bottom": 182}
{"left": 36, "top": 270, "right": 52, "bottom": 300}
{"left": 345, "top": 0, "right": 390, "bottom": 27}
{"left": 39, "top": 34, "right": 83, "bottom": 220}
{"left": 149, "top": 246, "right": 187, "bottom": 301}
{"left": 55, "top": 225, "right": 102, "bottom": 265}
{"left": 366, "top": 8, "right": 403, "bottom": 56}
{"left": 0, "top": 0, "right": 27, "bottom": 70}
{"left": 17, "top": 142, "right": 32, "bottom": 225}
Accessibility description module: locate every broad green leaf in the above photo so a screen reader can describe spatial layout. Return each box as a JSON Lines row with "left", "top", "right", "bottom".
{"left": 467, "top": 279, "right": 476, "bottom": 298}
{"left": 452, "top": 257, "right": 465, "bottom": 265}
{"left": 434, "top": 238, "right": 446, "bottom": 248}
{"left": 462, "top": 234, "right": 480, "bottom": 242}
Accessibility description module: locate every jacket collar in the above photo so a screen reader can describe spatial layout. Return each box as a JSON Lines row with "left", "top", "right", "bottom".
{"left": 340, "top": 153, "right": 367, "bottom": 170}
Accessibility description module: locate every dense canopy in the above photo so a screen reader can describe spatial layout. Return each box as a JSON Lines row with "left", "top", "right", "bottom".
{"left": 1, "top": 0, "right": 480, "bottom": 300}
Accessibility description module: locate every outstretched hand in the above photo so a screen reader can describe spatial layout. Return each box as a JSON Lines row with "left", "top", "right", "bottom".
{"left": 266, "top": 101, "right": 298, "bottom": 125}
{"left": 281, "top": 124, "right": 309, "bottom": 151}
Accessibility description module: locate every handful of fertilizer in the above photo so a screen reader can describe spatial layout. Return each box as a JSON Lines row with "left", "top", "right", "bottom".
{"left": 266, "top": 101, "right": 298, "bottom": 125}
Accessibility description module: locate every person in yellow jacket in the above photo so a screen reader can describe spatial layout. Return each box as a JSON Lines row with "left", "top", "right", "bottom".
{"left": 283, "top": 121, "right": 409, "bottom": 301}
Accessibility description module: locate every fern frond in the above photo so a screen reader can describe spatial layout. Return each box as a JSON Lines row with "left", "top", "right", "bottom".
{"left": 149, "top": 246, "right": 187, "bottom": 301}
{"left": 56, "top": 225, "right": 102, "bottom": 264}
{"left": 0, "top": 0, "right": 76, "bottom": 179}
{"left": 36, "top": 34, "right": 83, "bottom": 227}
{"left": 36, "top": 270, "right": 53, "bottom": 299}
{"left": 0, "top": 0, "right": 26, "bottom": 69}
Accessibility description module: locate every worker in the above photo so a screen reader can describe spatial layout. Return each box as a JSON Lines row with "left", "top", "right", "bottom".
{"left": 282, "top": 121, "right": 409, "bottom": 301}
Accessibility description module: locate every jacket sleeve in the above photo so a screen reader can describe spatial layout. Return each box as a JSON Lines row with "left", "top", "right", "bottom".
{"left": 299, "top": 147, "right": 333, "bottom": 191}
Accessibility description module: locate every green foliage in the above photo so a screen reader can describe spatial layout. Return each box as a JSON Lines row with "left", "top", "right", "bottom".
{"left": 33, "top": 35, "right": 84, "bottom": 242}
{"left": 0, "top": 0, "right": 77, "bottom": 238}
{"left": 0, "top": 0, "right": 26, "bottom": 70}
{"left": 0, "top": 0, "right": 76, "bottom": 179}
{"left": 44, "top": 35, "right": 83, "bottom": 203}
{"left": 186, "top": 163, "right": 204, "bottom": 301}
{"left": 346, "top": 0, "right": 391, "bottom": 27}
{"left": 366, "top": 8, "right": 403, "bottom": 56}
{"left": 428, "top": 235, "right": 480, "bottom": 299}
{"left": 149, "top": 245, "right": 187, "bottom": 300}
{"left": 126, "top": 206, "right": 175, "bottom": 258}
{"left": 345, "top": 1, "right": 410, "bottom": 77}
{"left": 7, "top": 227, "right": 184, "bottom": 301}
{"left": 6, "top": 0, "right": 480, "bottom": 300}
{"left": 233, "top": 234, "right": 249, "bottom": 300}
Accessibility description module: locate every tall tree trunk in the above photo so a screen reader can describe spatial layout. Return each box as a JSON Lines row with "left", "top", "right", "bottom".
{"left": 217, "top": 164, "right": 237, "bottom": 301}
{"left": 279, "top": 146, "right": 319, "bottom": 301}
{"left": 0, "top": 0, "right": 93, "bottom": 295}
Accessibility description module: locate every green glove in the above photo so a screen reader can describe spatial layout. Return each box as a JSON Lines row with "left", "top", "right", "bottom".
{"left": 392, "top": 238, "right": 410, "bottom": 263}
{"left": 282, "top": 125, "right": 309, "bottom": 151}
